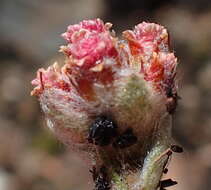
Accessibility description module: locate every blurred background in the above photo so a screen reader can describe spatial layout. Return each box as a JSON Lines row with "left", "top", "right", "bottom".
{"left": 0, "top": 0, "right": 211, "bottom": 190}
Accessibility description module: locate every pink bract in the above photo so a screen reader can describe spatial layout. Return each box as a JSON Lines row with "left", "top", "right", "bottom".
{"left": 31, "top": 18, "right": 178, "bottom": 103}
{"left": 61, "top": 19, "right": 118, "bottom": 70}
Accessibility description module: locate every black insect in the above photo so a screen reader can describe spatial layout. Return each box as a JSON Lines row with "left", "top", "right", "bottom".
{"left": 163, "top": 168, "right": 168, "bottom": 174}
{"left": 88, "top": 116, "right": 117, "bottom": 146}
{"left": 113, "top": 128, "right": 137, "bottom": 149}
{"left": 170, "top": 145, "right": 183, "bottom": 153}
{"left": 159, "top": 179, "right": 178, "bottom": 190}
{"left": 90, "top": 166, "right": 110, "bottom": 190}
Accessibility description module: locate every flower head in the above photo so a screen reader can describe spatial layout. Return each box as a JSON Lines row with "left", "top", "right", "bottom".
{"left": 61, "top": 19, "right": 118, "bottom": 69}
{"left": 31, "top": 20, "right": 179, "bottom": 189}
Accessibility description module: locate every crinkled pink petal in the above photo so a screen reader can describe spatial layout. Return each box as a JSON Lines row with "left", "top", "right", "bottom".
{"left": 61, "top": 19, "right": 118, "bottom": 70}
{"left": 143, "top": 52, "right": 177, "bottom": 91}
{"left": 123, "top": 22, "right": 169, "bottom": 56}
{"left": 122, "top": 22, "right": 176, "bottom": 92}
{"left": 31, "top": 64, "right": 71, "bottom": 96}
{"left": 62, "top": 19, "right": 106, "bottom": 43}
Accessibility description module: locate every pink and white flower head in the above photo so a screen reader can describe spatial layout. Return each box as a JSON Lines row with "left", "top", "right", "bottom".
{"left": 31, "top": 19, "right": 179, "bottom": 188}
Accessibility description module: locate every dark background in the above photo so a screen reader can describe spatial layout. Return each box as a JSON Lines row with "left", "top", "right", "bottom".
{"left": 1, "top": 0, "right": 211, "bottom": 190}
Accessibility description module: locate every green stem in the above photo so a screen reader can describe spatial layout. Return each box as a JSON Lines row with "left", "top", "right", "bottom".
{"left": 108, "top": 114, "right": 172, "bottom": 190}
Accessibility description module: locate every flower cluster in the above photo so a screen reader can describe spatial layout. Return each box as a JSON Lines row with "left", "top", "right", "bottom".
{"left": 31, "top": 19, "right": 178, "bottom": 148}
{"left": 31, "top": 18, "right": 179, "bottom": 190}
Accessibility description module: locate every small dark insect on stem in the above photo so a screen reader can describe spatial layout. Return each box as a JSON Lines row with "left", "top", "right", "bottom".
{"left": 159, "top": 179, "right": 178, "bottom": 190}
{"left": 171, "top": 145, "right": 183, "bottom": 153}
{"left": 163, "top": 168, "right": 168, "bottom": 174}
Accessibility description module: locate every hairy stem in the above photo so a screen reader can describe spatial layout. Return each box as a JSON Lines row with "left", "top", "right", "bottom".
{"left": 95, "top": 114, "right": 172, "bottom": 190}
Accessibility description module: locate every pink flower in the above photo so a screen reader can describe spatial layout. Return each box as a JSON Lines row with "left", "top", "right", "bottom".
{"left": 123, "top": 22, "right": 177, "bottom": 91}
{"left": 61, "top": 19, "right": 118, "bottom": 70}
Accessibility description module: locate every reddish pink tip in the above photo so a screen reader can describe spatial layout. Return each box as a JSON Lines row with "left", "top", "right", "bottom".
{"left": 32, "top": 19, "right": 178, "bottom": 99}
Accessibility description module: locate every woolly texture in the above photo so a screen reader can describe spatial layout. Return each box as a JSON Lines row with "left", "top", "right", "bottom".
{"left": 31, "top": 19, "right": 179, "bottom": 190}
